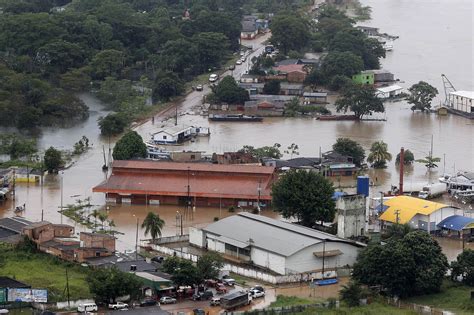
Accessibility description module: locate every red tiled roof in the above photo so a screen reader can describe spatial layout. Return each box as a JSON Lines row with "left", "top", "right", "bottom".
{"left": 93, "top": 161, "right": 276, "bottom": 200}
{"left": 111, "top": 160, "right": 274, "bottom": 175}
{"left": 274, "top": 64, "right": 306, "bottom": 73}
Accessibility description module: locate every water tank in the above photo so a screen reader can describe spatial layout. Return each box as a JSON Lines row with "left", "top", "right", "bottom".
{"left": 357, "top": 176, "right": 370, "bottom": 197}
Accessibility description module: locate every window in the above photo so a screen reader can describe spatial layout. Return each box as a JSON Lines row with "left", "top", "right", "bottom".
{"left": 95, "top": 251, "right": 101, "bottom": 257}
{"left": 163, "top": 135, "right": 167, "bottom": 139}
{"left": 191, "top": 155, "right": 195, "bottom": 160}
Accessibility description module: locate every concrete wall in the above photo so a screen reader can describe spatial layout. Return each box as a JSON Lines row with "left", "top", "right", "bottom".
{"left": 408, "top": 207, "right": 458, "bottom": 231}
{"left": 336, "top": 195, "right": 367, "bottom": 238}
{"left": 189, "top": 227, "right": 204, "bottom": 248}
{"left": 251, "top": 247, "right": 286, "bottom": 275}
{"left": 285, "top": 242, "right": 361, "bottom": 273}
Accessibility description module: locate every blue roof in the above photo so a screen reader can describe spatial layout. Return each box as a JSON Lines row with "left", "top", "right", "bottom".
{"left": 332, "top": 191, "right": 346, "bottom": 200}
{"left": 437, "top": 215, "right": 474, "bottom": 231}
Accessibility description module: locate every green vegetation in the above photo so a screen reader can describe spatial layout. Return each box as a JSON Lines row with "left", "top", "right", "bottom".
{"left": 416, "top": 154, "right": 441, "bottom": 169}
{"left": 44, "top": 146, "right": 63, "bottom": 172}
{"left": 405, "top": 280, "right": 474, "bottom": 315}
{"left": 141, "top": 212, "right": 165, "bottom": 241}
{"left": 332, "top": 138, "right": 366, "bottom": 167}
{"left": 353, "top": 231, "right": 448, "bottom": 298}
{"left": 340, "top": 281, "right": 369, "bottom": 307}
{"left": 87, "top": 267, "right": 142, "bottom": 303}
{"left": 196, "top": 252, "right": 224, "bottom": 281}
{"left": 284, "top": 97, "right": 331, "bottom": 117}
{"left": 112, "top": 130, "right": 147, "bottom": 160}
{"left": 396, "top": 149, "right": 415, "bottom": 165}
{"left": 0, "top": 242, "right": 91, "bottom": 302}
{"left": 272, "top": 170, "right": 335, "bottom": 227}
{"left": 292, "top": 302, "right": 417, "bottom": 315}
{"left": 0, "top": 134, "right": 37, "bottom": 160}
{"left": 211, "top": 76, "right": 249, "bottom": 105}
{"left": 407, "top": 81, "right": 439, "bottom": 112}
{"left": 238, "top": 143, "right": 283, "bottom": 160}
{"left": 270, "top": 12, "right": 311, "bottom": 54}
{"left": 270, "top": 295, "right": 314, "bottom": 308}
{"left": 451, "top": 249, "right": 474, "bottom": 286}
{"left": 263, "top": 80, "right": 281, "bottom": 95}
{"left": 335, "top": 85, "right": 385, "bottom": 119}
{"left": 367, "top": 141, "right": 392, "bottom": 169}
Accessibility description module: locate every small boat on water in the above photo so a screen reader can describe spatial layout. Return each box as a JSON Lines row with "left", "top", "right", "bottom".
{"left": 208, "top": 114, "right": 263, "bottom": 122}
{"left": 315, "top": 278, "right": 338, "bottom": 286}
{"left": 317, "top": 115, "right": 357, "bottom": 121}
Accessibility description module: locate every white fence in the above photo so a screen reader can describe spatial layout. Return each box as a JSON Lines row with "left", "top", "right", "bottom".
{"left": 147, "top": 243, "right": 346, "bottom": 284}
{"left": 32, "top": 298, "right": 96, "bottom": 311}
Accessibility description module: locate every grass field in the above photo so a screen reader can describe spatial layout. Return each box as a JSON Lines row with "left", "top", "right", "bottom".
{"left": 405, "top": 280, "right": 474, "bottom": 315}
{"left": 0, "top": 243, "right": 92, "bottom": 302}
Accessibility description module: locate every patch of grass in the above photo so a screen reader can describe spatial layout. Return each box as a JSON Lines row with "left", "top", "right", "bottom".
{"left": 296, "top": 302, "right": 416, "bottom": 314}
{"left": 405, "top": 280, "right": 474, "bottom": 315}
{"left": 0, "top": 243, "right": 92, "bottom": 302}
{"left": 270, "top": 295, "right": 313, "bottom": 307}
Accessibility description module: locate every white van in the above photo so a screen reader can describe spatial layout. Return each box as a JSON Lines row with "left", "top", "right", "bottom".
{"left": 209, "top": 74, "right": 218, "bottom": 82}
{"left": 78, "top": 303, "right": 98, "bottom": 312}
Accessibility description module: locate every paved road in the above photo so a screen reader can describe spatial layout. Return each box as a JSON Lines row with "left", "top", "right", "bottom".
{"left": 106, "top": 305, "right": 170, "bottom": 314}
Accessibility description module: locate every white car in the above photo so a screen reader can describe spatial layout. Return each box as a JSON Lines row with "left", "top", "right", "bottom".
{"left": 108, "top": 302, "right": 128, "bottom": 310}
{"left": 222, "top": 278, "right": 236, "bottom": 286}
{"left": 159, "top": 296, "right": 177, "bottom": 304}
{"left": 236, "top": 59, "right": 242, "bottom": 65}
{"left": 250, "top": 289, "right": 265, "bottom": 298}
{"left": 209, "top": 74, "right": 218, "bottom": 82}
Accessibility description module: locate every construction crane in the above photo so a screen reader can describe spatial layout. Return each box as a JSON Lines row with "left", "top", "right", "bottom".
{"left": 441, "top": 74, "right": 456, "bottom": 106}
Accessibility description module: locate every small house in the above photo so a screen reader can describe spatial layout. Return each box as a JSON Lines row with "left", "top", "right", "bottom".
{"left": 352, "top": 71, "right": 375, "bottom": 85}
{"left": 371, "top": 69, "right": 394, "bottom": 83}
{"left": 13, "top": 168, "right": 43, "bottom": 183}
{"left": 303, "top": 92, "right": 328, "bottom": 104}
{"left": 376, "top": 85, "right": 403, "bottom": 98}
{"left": 240, "top": 74, "right": 260, "bottom": 83}
{"left": 273, "top": 64, "right": 307, "bottom": 83}
{"left": 280, "top": 83, "right": 304, "bottom": 96}
{"left": 241, "top": 16, "right": 258, "bottom": 39}
{"left": 151, "top": 126, "right": 193, "bottom": 144}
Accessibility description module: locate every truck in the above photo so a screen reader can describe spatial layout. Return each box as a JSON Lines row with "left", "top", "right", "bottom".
{"left": 418, "top": 183, "right": 447, "bottom": 199}
{"left": 108, "top": 302, "right": 128, "bottom": 310}
{"left": 220, "top": 291, "right": 252, "bottom": 310}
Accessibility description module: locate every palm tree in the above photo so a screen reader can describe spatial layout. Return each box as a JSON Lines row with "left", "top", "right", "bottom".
{"left": 98, "top": 212, "right": 108, "bottom": 230}
{"left": 89, "top": 209, "right": 100, "bottom": 230}
{"left": 416, "top": 155, "right": 441, "bottom": 169}
{"left": 367, "top": 141, "right": 392, "bottom": 168}
{"left": 141, "top": 212, "right": 165, "bottom": 242}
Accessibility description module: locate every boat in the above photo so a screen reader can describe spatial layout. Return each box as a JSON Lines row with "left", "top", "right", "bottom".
{"left": 315, "top": 278, "right": 338, "bottom": 286}
{"left": 208, "top": 114, "right": 263, "bottom": 122}
{"left": 317, "top": 115, "right": 357, "bottom": 121}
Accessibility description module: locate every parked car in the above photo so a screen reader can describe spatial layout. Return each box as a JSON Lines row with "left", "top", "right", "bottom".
{"left": 229, "top": 64, "right": 236, "bottom": 70}
{"left": 216, "top": 283, "right": 227, "bottom": 294}
{"left": 250, "top": 285, "right": 265, "bottom": 292}
{"left": 139, "top": 299, "right": 157, "bottom": 307}
{"left": 151, "top": 256, "right": 164, "bottom": 263}
{"left": 108, "top": 302, "right": 128, "bottom": 310}
{"left": 77, "top": 303, "right": 98, "bottom": 312}
{"left": 209, "top": 74, "right": 218, "bottom": 82}
{"left": 195, "top": 84, "right": 203, "bottom": 91}
{"left": 236, "top": 59, "right": 242, "bottom": 65}
{"left": 193, "top": 309, "right": 205, "bottom": 315}
{"left": 159, "top": 296, "right": 177, "bottom": 304}
{"left": 249, "top": 289, "right": 265, "bottom": 298}
{"left": 222, "top": 278, "right": 236, "bottom": 286}
{"left": 210, "top": 297, "right": 221, "bottom": 306}
{"left": 192, "top": 290, "right": 213, "bottom": 301}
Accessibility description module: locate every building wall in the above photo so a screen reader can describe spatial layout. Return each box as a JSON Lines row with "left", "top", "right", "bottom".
{"left": 407, "top": 208, "right": 458, "bottom": 231}
{"left": 336, "top": 195, "right": 367, "bottom": 238}
{"left": 152, "top": 132, "right": 177, "bottom": 143}
{"left": 53, "top": 225, "right": 74, "bottom": 238}
{"left": 448, "top": 94, "right": 474, "bottom": 113}
{"left": 80, "top": 233, "right": 116, "bottom": 252}
{"left": 285, "top": 242, "right": 361, "bottom": 274}
{"left": 352, "top": 73, "right": 374, "bottom": 85}
{"left": 189, "top": 227, "right": 204, "bottom": 248}
{"left": 170, "top": 152, "right": 202, "bottom": 162}
{"left": 286, "top": 71, "right": 307, "bottom": 83}
{"left": 251, "top": 247, "right": 286, "bottom": 275}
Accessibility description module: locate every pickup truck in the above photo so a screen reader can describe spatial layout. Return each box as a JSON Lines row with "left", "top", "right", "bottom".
{"left": 108, "top": 302, "right": 128, "bottom": 310}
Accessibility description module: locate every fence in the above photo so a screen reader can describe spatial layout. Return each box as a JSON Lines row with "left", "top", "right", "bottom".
{"left": 386, "top": 298, "right": 455, "bottom": 315}
{"left": 226, "top": 301, "right": 339, "bottom": 314}
{"left": 32, "top": 298, "right": 96, "bottom": 311}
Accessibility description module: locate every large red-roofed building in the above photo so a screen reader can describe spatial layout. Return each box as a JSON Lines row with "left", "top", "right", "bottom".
{"left": 93, "top": 160, "right": 276, "bottom": 208}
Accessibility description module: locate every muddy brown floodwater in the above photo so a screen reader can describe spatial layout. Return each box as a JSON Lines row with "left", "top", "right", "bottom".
{"left": 0, "top": 1, "right": 473, "bottom": 264}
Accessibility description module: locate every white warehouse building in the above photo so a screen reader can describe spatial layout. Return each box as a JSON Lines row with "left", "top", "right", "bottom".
{"left": 189, "top": 212, "right": 365, "bottom": 275}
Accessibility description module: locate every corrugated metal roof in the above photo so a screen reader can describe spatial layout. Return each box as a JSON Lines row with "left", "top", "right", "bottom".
{"left": 203, "top": 213, "right": 363, "bottom": 257}
{"left": 379, "top": 196, "right": 452, "bottom": 224}
{"left": 0, "top": 217, "right": 32, "bottom": 233}
{"left": 437, "top": 215, "right": 474, "bottom": 231}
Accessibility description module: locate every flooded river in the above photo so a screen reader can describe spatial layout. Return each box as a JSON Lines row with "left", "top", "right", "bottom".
{"left": 0, "top": 1, "right": 473, "bottom": 257}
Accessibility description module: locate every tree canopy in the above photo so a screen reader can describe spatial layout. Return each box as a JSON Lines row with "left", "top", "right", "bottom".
{"left": 352, "top": 231, "right": 448, "bottom": 298}
{"left": 112, "top": 131, "right": 147, "bottom": 160}
{"left": 141, "top": 212, "right": 165, "bottom": 241}
{"left": 367, "top": 141, "right": 392, "bottom": 168}
{"left": 44, "top": 146, "right": 63, "bottom": 173}
{"left": 451, "top": 249, "right": 474, "bottom": 286}
{"left": 238, "top": 143, "right": 282, "bottom": 160}
{"left": 263, "top": 80, "right": 281, "bottom": 95}
{"left": 212, "top": 76, "right": 249, "bottom": 105}
{"left": 272, "top": 170, "right": 335, "bottom": 227}
{"left": 87, "top": 267, "right": 142, "bottom": 303}
{"left": 332, "top": 138, "right": 365, "bottom": 167}
{"left": 270, "top": 12, "right": 311, "bottom": 54}
{"left": 98, "top": 113, "right": 129, "bottom": 136}
{"left": 407, "top": 81, "right": 438, "bottom": 112}
{"left": 396, "top": 149, "right": 415, "bottom": 165}
{"left": 336, "top": 85, "right": 385, "bottom": 119}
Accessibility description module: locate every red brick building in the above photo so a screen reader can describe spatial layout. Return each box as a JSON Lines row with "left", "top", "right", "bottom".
{"left": 93, "top": 161, "right": 276, "bottom": 208}
{"left": 273, "top": 64, "right": 308, "bottom": 83}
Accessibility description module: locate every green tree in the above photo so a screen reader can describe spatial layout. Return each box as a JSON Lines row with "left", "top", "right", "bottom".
{"left": 98, "top": 113, "right": 129, "bottom": 136}
{"left": 263, "top": 80, "right": 281, "bottom": 95}
{"left": 451, "top": 249, "right": 474, "bottom": 286}
{"left": 270, "top": 13, "right": 310, "bottom": 54}
{"left": 395, "top": 149, "right": 415, "bottom": 165}
{"left": 141, "top": 212, "right": 165, "bottom": 241}
{"left": 321, "top": 51, "right": 364, "bottom": 80}
{"left": 332, "top": 138, "right": 365, "bottom": 167}
{"left": 193, "top": 32, "right": 229, "bottom": 72}
{"left": 159, "top": 39, "right": 198, "bottom": 75}
{"left": 43, "top": 146, "right": 62, "bottom": 173}
{"left": 90, "top": 49, "right": 125, "bottom": 79}
{"left": 407, "top": 81, "right": 438, "bottom": 112}
{"left": 87, "top": 267, "right": 142, "bottom": 303}
{"left": 367, "top": 141, "right": 392, "bottom": 168}
{"left": 212, "top": 76, "right": 249, "bottom": 105}
{"left": 383, "top": 223, "right": 414, "bottom": 240}
{"left": 336, "top": 85, "right": 385, "bottom": 119}
{"left": 352, "top": 231, "right": 448, "bottom": 298}
{"left": 416, "top": 155, "right": 441, "bottom": 169}
{"left": 152, "top": 72, "right": 184, "bottom": 102}
{"left": 272, "top": 170, "right": 335, "bottom": 227}
{"left": 0, "top": 134, "right": 37, "bottom": 160}
{"left": 238, "top": 143, "right": 282, "bottom": 160}
{"left": 340, "top": 281, "right": 368, "bottom": 307}
{"left": 163, "top": 257, "right": 201, "bottom": 287}
{"left": 196, "top": 252, "right": 224, "bottom": 280}
{"left": 112, "top": 131, "right": 147, "bottom": 160}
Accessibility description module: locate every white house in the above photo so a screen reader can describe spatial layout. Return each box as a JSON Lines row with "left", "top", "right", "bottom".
{"left": 151, "top": 126, "right": 193, "bottom": 144}
{"left": 376, "top": 85, "right": 403, "bottom": 98}
{"left": 189, "top": 212, "right": 365, "bottom": 275}
{"left": 447, "top": 91, "right": 474, "bottom": 118}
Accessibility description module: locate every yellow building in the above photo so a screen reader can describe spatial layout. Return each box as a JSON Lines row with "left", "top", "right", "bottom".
{"left": 379, "top": 196, "right": 459, "bottom": 232}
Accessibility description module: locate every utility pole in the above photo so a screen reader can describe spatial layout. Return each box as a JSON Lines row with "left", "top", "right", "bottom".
{"left": 321, "top": 240, "right": 326, "bottom": 279}
{"left": 135, "top": 216, "right": 139, "bottom": 260}
{"left": 399, "top": 147, "right": 404, "bottom": 195}
{"left": 257, "top": 180, "right": 262, "bottom": 213}
{"left": 41, "top": 209, "right": 44, "bottom": 221}
{"left": 395, "top": 209, "right": 400, "bottom": 224}
{"left": 60, "top": 172, "right": 64, "bottom": 224}
{"left": 65, "top": 268, "right": 70, "bottom": 308}
{"left": 175, "top": 105, "right": 178, "bottom": 126}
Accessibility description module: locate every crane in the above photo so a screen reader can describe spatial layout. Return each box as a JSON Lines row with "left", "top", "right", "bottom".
{"left": 441, "top": 74, "right": 456, "bottom": 106}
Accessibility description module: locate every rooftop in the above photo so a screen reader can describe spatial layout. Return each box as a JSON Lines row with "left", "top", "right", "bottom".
{"left": 152, "top": 125, "right": 192, "bottom": 137}
{"left": 81, "top": 232, "right": 116, "bottom": 239}
{"left": 274, "top": 64, "right": 306, "bottom": 73}
{"left": 450, "top": 91, "right": 474, "bottom": 99}
{"left": 0, "top": 217, "right": 32, "bottom": 233}
{"left": 0, "top": 277, "right": 30, "bottom": 289}
{"left": 202, "top": 212, "right": 364, "bottom": 257}
{"left": 377, "top": 85, "right": 403, "bottom": 93}
{"left": 437, "top": 215, "right": 474, "bottom": 231}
